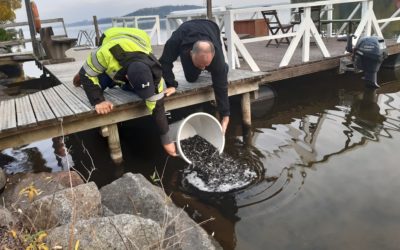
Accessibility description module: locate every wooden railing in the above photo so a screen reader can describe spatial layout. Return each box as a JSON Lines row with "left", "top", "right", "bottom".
{"left": 166, "top": 0, "right": 400, "bottom": 71}
{"left": 111, "top": 16, "right": 162, "bottom": 45}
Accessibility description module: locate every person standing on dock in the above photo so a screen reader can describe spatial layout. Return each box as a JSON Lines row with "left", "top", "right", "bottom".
{"left": 75, "top": 27, "right": 177, "bottom": 157}
{"left": 159, "top": 19, "right": 230, "bottom": 133}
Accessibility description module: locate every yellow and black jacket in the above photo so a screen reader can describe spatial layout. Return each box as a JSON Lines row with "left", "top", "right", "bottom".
{"left": 79, "top": 27, "right": 171, "bottom": 144}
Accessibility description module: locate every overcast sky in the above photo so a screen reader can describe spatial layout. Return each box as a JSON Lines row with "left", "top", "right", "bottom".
{"left": 15, "top": 0, "right": 289, "bottom": 23}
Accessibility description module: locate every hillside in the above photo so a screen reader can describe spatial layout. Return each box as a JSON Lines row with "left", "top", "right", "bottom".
{"left": 125, "top": 5, "right": 202, "bottom": 18}
{"left": 67, "top": 5, "right": 202, "bottom": 27}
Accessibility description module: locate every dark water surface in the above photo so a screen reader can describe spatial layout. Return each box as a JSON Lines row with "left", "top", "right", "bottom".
{"left": 2, "top": 68, "right": 400, "bottom": 250}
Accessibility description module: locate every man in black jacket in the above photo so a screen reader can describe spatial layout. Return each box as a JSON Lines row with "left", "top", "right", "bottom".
{"left": 160, "top": 19, "right": 230, "bottom": 133}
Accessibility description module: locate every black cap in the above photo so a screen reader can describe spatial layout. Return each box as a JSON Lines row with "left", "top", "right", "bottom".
{"left": 126, "top": 61, "right": 155, "bottom": 99}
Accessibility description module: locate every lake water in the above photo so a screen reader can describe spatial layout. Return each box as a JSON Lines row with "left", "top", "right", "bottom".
{"left": 2, "top": 67, "right": 400, "bottom": 250}
{"left": 2, "top": 1, "right": 400, "bottom": 248}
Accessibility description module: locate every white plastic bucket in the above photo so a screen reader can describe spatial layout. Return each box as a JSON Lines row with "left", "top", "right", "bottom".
{"left": 169, "top": 112, "right": 225, "bottom": 164}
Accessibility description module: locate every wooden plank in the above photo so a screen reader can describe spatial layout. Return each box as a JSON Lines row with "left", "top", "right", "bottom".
{"left": 0, "top": 101, "right": 148, "bottom": 149}
{"left": 41, "top": 87, "right": 74, "bottom": 118}
{"left": 0, "top": 76, "right": 260, "bottom": 147}
{"left": 265, "top": 56, "right": 342, "bottom": 83}
{"left": 58, "top": 77, "right": 93, "bottom": 107}
{"left": 103, "top": 92, "right": 126, "bottom": 105}
{"left": 52, "top": 85, "right": 92, "bottom": 115}
{"left": 15, "top": 96, "right": 37, "bottom": 128}
{"left": 62, "top": 83, "right": 92, "bottom": 107}
{"left": 29, "top": 92, "right": 57, "bottom": 123}
{"left": 105, "top": 88, "right": 141, "bottom": 104}
{"left": 0, "top": 99, "right": 16, "bottom": 132}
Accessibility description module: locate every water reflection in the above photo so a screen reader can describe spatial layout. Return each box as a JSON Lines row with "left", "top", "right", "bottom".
{"left": 2, "top": 66, "right": 400, "bottom": 249}
{"left": 52, "top": 137, "right": 75, "bottom": 169}
{"left": 238, "top": 83, "right": 400, "bottom": 204}
{"left": 2, "top": 143, "right": 52, "bottom": 173}
{"left": 226, "top": 73, "right": 400, "bottom": 250}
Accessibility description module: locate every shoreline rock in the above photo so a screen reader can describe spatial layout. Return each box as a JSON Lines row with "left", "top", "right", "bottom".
{"left": 0, "top": 171, "right": 220, "bottom": 249}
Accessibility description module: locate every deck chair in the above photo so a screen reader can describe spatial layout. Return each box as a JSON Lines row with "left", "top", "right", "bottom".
{"left": 261, "top": 10, "right": 294, "bottom": 47}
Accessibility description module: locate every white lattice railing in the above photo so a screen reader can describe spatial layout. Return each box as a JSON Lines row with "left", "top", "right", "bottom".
{"left": 166, "top": 0, "right": 400, "bottom": 71}
{"left": 111, "top": 15, "right": 162, "bottom": 45}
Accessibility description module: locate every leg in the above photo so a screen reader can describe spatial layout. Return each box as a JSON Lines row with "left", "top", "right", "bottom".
{"left": 180, "top": 50, "right": 201, "bottom": 82}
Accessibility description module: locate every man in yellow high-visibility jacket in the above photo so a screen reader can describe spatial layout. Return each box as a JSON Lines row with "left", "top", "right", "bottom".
{"left": 76, "top": 27, "right": 176, "bottom": 157}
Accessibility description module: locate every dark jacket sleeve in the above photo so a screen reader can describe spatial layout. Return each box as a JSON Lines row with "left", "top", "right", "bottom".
{"left": 79, "top": 67, "right": 105, "bottom": 106}
{"left": 210, "top": 51, "right": 230, "bottom": 117}
{"left": 159, "top": 32, "right": 181, "bottom": 88}
{"left": 151, "top": 98, "right": 172, "bottom": 145}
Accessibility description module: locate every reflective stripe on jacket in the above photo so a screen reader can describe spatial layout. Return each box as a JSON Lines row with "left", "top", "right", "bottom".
{"left": 82, "top": 27, "right": 163, "bottom": 113}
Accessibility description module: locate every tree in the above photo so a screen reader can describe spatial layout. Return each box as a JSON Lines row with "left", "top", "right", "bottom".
{"left": 0, "top": 0, "right": 22, "bottom": 23}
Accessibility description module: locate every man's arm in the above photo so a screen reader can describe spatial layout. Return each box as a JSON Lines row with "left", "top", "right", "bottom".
{"left": 210, "top": 50, "right": 230, "bottom": 133}
{"left": 79, "top": 67, "right": 105, "bottom": 106}
{"left": 210, "top": 52, "right": 230, "bottom": 117}
{"left": 79, "top": 48, "right": 113, "bottom": 114}
{"left": 147, "top": 98, "right": 177, "bottom": 156}
{"left": 159, "top": 32, "right": 181, "bottom": 88}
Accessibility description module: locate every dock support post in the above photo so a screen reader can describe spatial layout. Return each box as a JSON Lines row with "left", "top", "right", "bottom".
{"left": 107, "top": 124, "right": 123, "bottom": 164}
{"left": 100, "top": 126, "right": 109, "bottom": 137}
{"left": 241, "top": 92, "right": 251, "bottom": 127}
{"left": 241, "top": 92, "right": 252, "bottom": 145}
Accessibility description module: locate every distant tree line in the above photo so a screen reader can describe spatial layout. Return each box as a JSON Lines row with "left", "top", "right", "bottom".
{"left": 67, "top": 5, "right": 202, "bottom": 27}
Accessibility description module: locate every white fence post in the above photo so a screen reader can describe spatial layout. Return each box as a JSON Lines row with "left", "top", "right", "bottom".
{"left": 155, "top": 16, "right": 161, "bottom": 45}
{"left": 224, "top": 11, "right": 236, "bottom": 70}
{"left": 326, "top": 4, "right": 333, "bottom": 37}
{"left": 302, "top": 7, "right": 311, "bottom": 62}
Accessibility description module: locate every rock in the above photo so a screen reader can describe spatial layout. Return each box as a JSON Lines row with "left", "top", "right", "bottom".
{"left": 0, "top": 168, "right": 6, "bottom": 190}
{"left": 0, "top": 171, "right": 84, "bottom": 210}
{"left": 100, "top": 173, "right": 173, "bottom": 223}
{"left": 23, "top": 182, "right": 101, "bottom": 230}
{"left": 100, "top": 173, "right": 220, "bottom": 250}
{"left": 0, "top": 207, "right": 16, "bottom": 227}
{"left": 101, "top": 205, "right": 115, "bottom": 217}
{"left": 46, "top": 214, "right": 161, "bottom": 249}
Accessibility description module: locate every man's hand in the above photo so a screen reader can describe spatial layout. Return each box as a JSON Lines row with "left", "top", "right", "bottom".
{"left": 73, "top": 73, "right": 81, "bottom": 87}
{"left": 95, "top": 101, "right": 114, "bottom": 115}
{"left": 164, "top": 87, "right": 176, "bottom": 97}
{"left": 221, "top": 116, "right": 229, "bottom": 134}
{"left": 163, "top": 142, "right": 177, "bottom": 157}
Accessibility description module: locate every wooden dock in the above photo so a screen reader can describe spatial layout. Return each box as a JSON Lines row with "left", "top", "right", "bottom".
{"left": 0, "top": 52, "right": 35, "bottom": 65}
{"left": 0, "top": 51, "right": 265, "bottom": 162}
{"left": 151, "top": 37, "right": 400, "bottom": 83}
{"left": 1, "top": 36, "right": 400, "bottom": 162}
{"left": 238, "top": 38, "right": 400, "bottom": 83}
